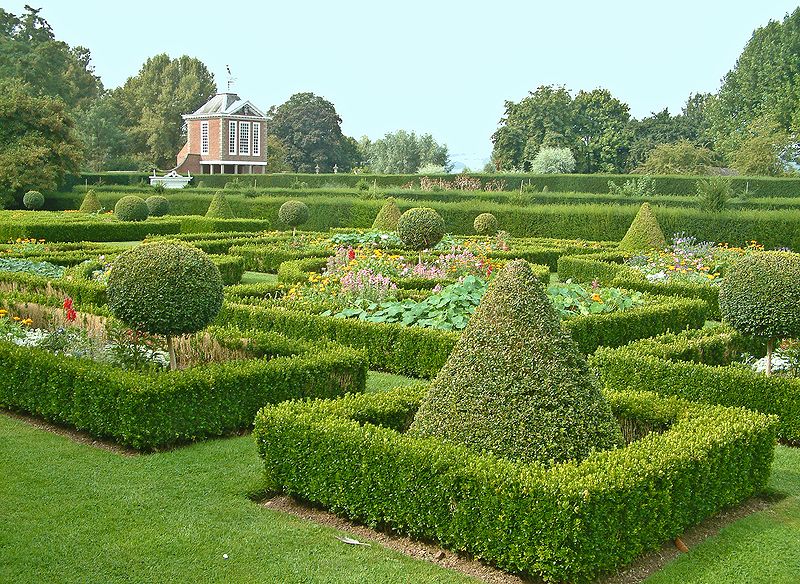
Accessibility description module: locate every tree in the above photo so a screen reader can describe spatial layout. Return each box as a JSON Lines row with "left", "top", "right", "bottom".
{"left": 528, "top": 147, "right": 575, "bottom": 174}
{"left": 730, "top": 118, "right": 793, "bottom": 176}
{"left": 572, "top": 88, "right": 632, "bottom": 173}
{"left": 0, "top": 6, "right": 102, "bottom": 112}
{"left": 267, "top": 92, "right": 354, "bottom": 172}
{"left": 265, "top": 135, "right": 292, "bottom": 173}
{"left": 635, "top": 139, "right": 716, "bottom": 175}
{"left": 367, "top": 130, "right": 451, "bottom": 174}
{"left": 0, "top": 80, "right": 83, "bottom": 205}
{"left": 114, "top": 54, "right": 216, "bottom": 168}
{"left": 73, "top": 93, "right": 131, "bottom": 171}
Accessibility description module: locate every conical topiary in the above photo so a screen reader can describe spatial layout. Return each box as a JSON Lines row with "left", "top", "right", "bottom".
{"left": 410, "top": 260, "right": 623, "bottom": 466}
{"left": 79, "top": 189, "right": 102, "bottom": 213}
{"left": 205, "top": 191, "right": 236, "bottom": 219}
{"left": 619, "top": 202, "right": 666, "bottom": 251}
{"left": 372, "top": 197, "right": 402, "bottom": 230}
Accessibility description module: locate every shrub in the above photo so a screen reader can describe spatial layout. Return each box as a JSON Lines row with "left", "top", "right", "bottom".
{"left": 355, "top": 178, "right": 370, "bottom": 191}
{"left": 410, "top": 260, "right": 623, "bottom": 465}
{"left": 107, "top": 242, "right": 224, "bottom": 369}
{"left": 145, "top": 195, "right": 170, "bottom": 217}
{"left": 608, "top": 175, "right": 655, "bottom": 197}
{"left": 22, "top": 190, "right": 44, "bottom": 210}
{"left": 719, "top": 251, "right": 800, "bottom": 374}
{"left": 205, "top": 191, "right": 236, "bottom": 219}
{"left": 255, "top": 385, "right": 777, "bottom": 583}
{"left": 196, "top": 180, "right": 206, "bottom": 189}
{"left": 278, "top": 200, "right": 310, "bottom": 236}
{"left": 696, "top": 176, "right": 731, "bottom": 212}
{"left": 473, "top": 212, "right": 498, "bottom": 235}
{"left": 528, "top": 147, "right": 576, "bottom": 174}
{"left": 114, "top": 195, "right": 149, "bottom": 222}
{"left": 371, "top": 197, "right": 402, "bottom": 230}
{"left": 396, "top": 207, "right": 445, "bottom": 251}
{"left": 78, "top": 189, "right": 102, "bottom": 213}
{"left": 618, "top": 202, "right": 666, "bottom": 251}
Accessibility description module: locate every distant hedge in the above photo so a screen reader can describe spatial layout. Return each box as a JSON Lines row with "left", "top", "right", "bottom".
{"left": 70, "top": 172, "right": 800, "bottom": 198}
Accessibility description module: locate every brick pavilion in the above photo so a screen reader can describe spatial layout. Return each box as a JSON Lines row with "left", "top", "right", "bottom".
{"left": 175, "top": 92, "right": 268, "bottom": 175}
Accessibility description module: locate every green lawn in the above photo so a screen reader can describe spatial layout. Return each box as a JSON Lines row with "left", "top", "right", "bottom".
{"left": 2, "top": 371, "right": 800, "bottom": 583}
{"left": 240, "top": 271, "right": 277, "bottom": 285}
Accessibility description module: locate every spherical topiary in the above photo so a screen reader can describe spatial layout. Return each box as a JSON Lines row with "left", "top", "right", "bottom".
{"left": 146, "top": 195, "right": 170, "bottom": 217}
{"left": 79, "top": 189, "right": 102, "bottom": 213}
{"left": 618, "top": 202, "right": 666, "bottom": 251}
{"left": 278, "top": 200, "right": 309, "bottom": 233}
{"left": 371, "top": 197, "right": 402, "bottom": 230}
{"left": 107, "top": 243, "right": 224, "bottom": 369}
{"left": 206, "top": 191, "right": 236, "bottom": 218}
{"left": 473, "top": 212, "right": 498, "bottom": 235}
{"left": 114, "top": 195, "right": 149, "bottom": 222}
{"left": 719, "top": 251, "right": 800, "bottom": 373}
{"left": 23, "top": 190, "right": 44, "bottom": 210}
{"left": 396, "top": 207, "right": 445, "bottom": 251}
{"left": 410, "top": 260, "right": 623, "bottom": 465}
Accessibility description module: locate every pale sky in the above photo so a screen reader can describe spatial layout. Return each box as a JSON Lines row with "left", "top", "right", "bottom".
{"left": 5, "top": 1, "right": 799, "bottom": 168}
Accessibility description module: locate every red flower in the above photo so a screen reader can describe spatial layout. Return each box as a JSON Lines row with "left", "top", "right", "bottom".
{"left": 66, "top": 308, "right": 77, "bottom": 322}
{"left": 347, "top": 248, "right": 356, "bottom": 261}
{"left": 63, "top": 297, "right": 73, "bottom": 310}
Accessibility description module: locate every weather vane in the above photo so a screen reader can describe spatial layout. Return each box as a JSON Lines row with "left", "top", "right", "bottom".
{"left": 225, "top": 65, "right": 236, "bottom": 91}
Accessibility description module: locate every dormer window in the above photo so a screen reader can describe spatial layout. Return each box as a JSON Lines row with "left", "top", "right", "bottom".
{"left": 201, "top": 121, "right": 209, "bottom": 154}
{"left": 239, "top": 121, "right": 250, "bottom": 155}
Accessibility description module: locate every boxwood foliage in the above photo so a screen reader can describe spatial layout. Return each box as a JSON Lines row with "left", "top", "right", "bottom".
{"left": 23, "top": 190, "right": 45, "bottom": 210}
{"left": 254, "top": 385, "right": 777, "bottom": 583}
{"left": 78, "top": 189, "right": 102, "bottom": 213}
{"left": 146, "top": 195, "right": 170, "bottom": 217}
{"left": 206, "top": 191, "right": 236, "bottom": 219}
{"left": 473, "top": 212, "right": 498, "bottom": 234}
{"left": 396, "top": 207, "right": 445, "bottom": 250}
{"left": 278, "top": 200, "right": 310, "bottom": 229}
{"left": 0, "top": 331, "right": 367, "bottom": 450}
{"left": 114, "top": 195, "right": 149, "bottom": 222}
{"left": 591, "top": 327, "right": 800, "bottom": 442}
{"left": 618, "top": 202, "right": 666, "bottom": 251}
{"left": 107, "top": 242, "right": 223, "bottom": 337}
{"left": 371, "top": 197, "right": 402, "bottom": 230}
{"left": 411, "top": 260, "right": 623, "bottom": 465}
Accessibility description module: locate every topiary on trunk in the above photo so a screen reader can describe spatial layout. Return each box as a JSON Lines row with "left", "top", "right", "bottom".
{"left": 206, "top": 191, "right": 236, "bottom": 219}
{"left": 719, "top": 251, "right": 800, "bottom": 375}
{"left": 372, "top": 197, "right": 402, "bottom": 230}
{"left": 114, "top": 195, "right": 149, "bottom": 222}
{"left": 107, "top": 242, "right": 224, "bottom": 370}
{"left": 619, "top": 202, "right": 666, "bottom": 251}
{"left": 396, "top": 207, "right": 445, "bottom": 258}
{"left": 79, "top": 189, "right": 102, "bottom": 213}
{"left": 23, "top": 190, "right": 44, "bottom": 210}
{"left": 473, "top": 212, "right": 498, "bottom": 235}
{"left": 278, "top": 200, "right": 309, "bottom": 236}
{"left": 410, "top": 259, "right": 623, "bottom": 466}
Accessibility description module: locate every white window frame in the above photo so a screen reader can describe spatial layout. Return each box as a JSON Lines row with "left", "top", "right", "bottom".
{"left": 239, "top": 121, "right": 250, "bottom": 155}
{"left": 229, "top": 120, "right": 237, "bottom": 155}
{"left": 200, "top": 121, "right": 209, "bottom": 155}
{"left": 252, "top": 122, "right": 260, "bottom": 156}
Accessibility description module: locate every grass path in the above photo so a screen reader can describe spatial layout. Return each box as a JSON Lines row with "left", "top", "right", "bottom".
{"left": 2, "top": 371, "right": 800, "bottom": 583}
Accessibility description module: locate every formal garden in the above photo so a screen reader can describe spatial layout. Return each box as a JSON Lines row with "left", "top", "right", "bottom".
{"left": 0, "top": 174, "right": 798, "bottom": 583}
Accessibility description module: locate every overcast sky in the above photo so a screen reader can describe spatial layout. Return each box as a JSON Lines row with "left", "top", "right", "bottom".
{"left": 5, "top": 1, "right": 799, "bottom": 168}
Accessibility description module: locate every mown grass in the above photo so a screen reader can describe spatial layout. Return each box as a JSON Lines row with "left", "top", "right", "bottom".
{"left": 240, "top": 270, "right": 277, "bottom": 285}
{"left": 2, "top": 370, "right": 799, "bottom": 583}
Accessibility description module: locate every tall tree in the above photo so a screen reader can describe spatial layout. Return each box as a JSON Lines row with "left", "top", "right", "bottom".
{"left": 0, "top": 6, "right": 102, "bottom": 112}
{"left": 115, "top": 54, "right": 216, "bottom": 168}
{"left": 0, "top": 80, "right": 82, "bottom": 205}
{"left": 367, "top": 130, "right": 451, "bottom": 173}
{"left": 572, "top": 88, "right": 632, "bottom": 173}
{"left": 267, "top": 92, "right": 355, "bottom": 172}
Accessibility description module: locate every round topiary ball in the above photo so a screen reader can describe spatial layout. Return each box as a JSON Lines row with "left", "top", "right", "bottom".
{"left": 146, "top": 195, "right": 170, "bottom": 217}
{"left": 396, "top": 207, "right": 445, "bottom": 250}
{"left": 107, "top": 242, "right": 223, "bottom": 338}
{"left": 473, "top": 212, "right": 498, "bottom": 235}
{"left": 114, "top": 195, "right": 149, "bottom": 222}
{"left": 23, "top": 190, "right": 44, "bottom": 210}
{"left": 719, "top": 251, "right": 800, "bottom": 342}
{"left": 278, "top": 200, "right": 309, "bottom": 229}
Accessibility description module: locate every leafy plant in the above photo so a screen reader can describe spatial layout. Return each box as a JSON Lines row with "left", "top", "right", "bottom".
{"left": 697, "top": 176, "right": 731, "bottom": 212}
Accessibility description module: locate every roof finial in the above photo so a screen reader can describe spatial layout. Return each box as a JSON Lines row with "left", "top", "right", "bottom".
{"left": 225, "top": 65, "right": 236, "bottom": 91}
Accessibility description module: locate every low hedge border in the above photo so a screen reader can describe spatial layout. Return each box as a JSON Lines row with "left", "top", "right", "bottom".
{"left": 0, "top": 328, "right": 367, "bottom": 450}
{"left": 0, "top": 214, "right": 181, "bottom": 242}
{"left": 208, "top": 254, "right": 245, "bottom": 286}
{"left": 254, "top": 385, "right": 777, "bottom": 583}
{"left": 558, "top": 253, "right": 721, "bottom": 318}
{"left": 592, "top": 328, "right": 800, "bottom": 443}
{"left": 220, "top": 293, "right": 707, "bottom": 378}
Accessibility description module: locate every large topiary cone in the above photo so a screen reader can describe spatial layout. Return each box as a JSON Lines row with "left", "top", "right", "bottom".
{"left": 619, "top": 202, "right": 666, "bottom": 251}
{"left": 410, "top": 260, "right": 623, "bottom": 465}
{"left": 206, "top": 191, "right": 236, "bottom": 219}
{"left": 79, "top": 189, "right": 102, "bottom": 213}
{"left": 372, "top": 197, "right": 402, "bottom": 230}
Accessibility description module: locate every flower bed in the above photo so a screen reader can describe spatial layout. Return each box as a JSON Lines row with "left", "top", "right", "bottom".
{"left": 591, "top": 327, "right": 800, "bottom": 442}
{"left": 254, "top": 385, "right": 777, "bottom": 583}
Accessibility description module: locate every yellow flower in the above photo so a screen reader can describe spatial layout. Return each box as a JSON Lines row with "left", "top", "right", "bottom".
{"left": 707, "top": 274, "right": 715, "bottom": 280}
{"left": 12, "top": 316, "right": 20, "bottom": 321}
{"left": 591, "top": 293, "right": 602, "bottom": 302}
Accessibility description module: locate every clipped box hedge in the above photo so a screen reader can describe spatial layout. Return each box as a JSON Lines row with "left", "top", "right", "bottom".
{"left": 0, "top": 330, "right": 367, "bottom": 450}
{"left": 592, "top": 328, "right": 800, "bottom": 443}
{"left": 0, "top": 212, "right": 181, "bottom": 242}
{"left": 254, "top": 385, "right": 777, "bottom": 583}
{"left": 221, "top": 293, "right": 707, "bottom": 378}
